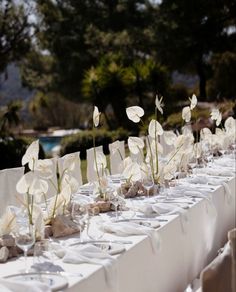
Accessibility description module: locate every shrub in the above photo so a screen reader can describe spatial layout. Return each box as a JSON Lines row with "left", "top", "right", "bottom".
{"left": 0, "top": 137, "right": 45, "bottom": 170}
{"left": 60, "top": 128, "right": 129, "bottom": 159}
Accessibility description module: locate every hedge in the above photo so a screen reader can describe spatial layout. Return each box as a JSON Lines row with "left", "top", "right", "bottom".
{"left": 60, "top": 128, "right": 129, "bottom": 159}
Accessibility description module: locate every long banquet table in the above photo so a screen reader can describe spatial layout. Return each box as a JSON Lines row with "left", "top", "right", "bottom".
{"left": 1, "top": 155, "right": 235, "bottom": 292}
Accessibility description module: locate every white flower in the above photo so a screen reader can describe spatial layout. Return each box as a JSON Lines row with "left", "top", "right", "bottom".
{"left": 210, "top": 108, "right": 222, "bottom": 126}
{"left": 163, "top": 131, "right": 177, "bottom": 145}
{"left": 16, "top": 172, "right": 48, "bottom": 197}
{"left": 182, "top": 106, "right": 191, "bottom": 123}
{"left": 155, "top": 95, "right": 164, "bottom": 114}
{"left": 224, "top": 117, "right": 236, "bottom": 133}
{"left": 35, "top": 159, "right": 53, "bottom": 179}
{"left": 62, "top": 153, "right": 78, "bottom": 172}
{"left": 200, "top": 127, "right": 212, "bottom": 140}
{"left": 93, "top": 106, "right": 100, "bottom": 127}
{"left": 126, "top": 106, "right": 144, "bottom": 123}
{"left": 216, "top": 112, "right": 222, "bottom": 127}
{"left": 189, "top": 94, "right": 197, "bottom": 110}
{"left": 148, "top": 119, "right": 163, "bottom": 138}
{"left": 22, "top": 140, "right": 39, "bottom": 169}
{"left": 128, "top": 136, "right": 144, "bottom": 154}
{"left": 122, "top": 161, "right": 142, "bottom": 182}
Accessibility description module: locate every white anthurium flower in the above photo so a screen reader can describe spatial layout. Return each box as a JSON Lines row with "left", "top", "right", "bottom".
{"left": 216, "top": 112, "right": 222, "bottom": 127}
{"left": 128, "top": 136, "right": 144, "bottom": 155}
{"left": 122, "top": 161, "right": 142, "bottom": 182}
{"left": 29, "top": 177, "right": 48, "bottom": 197}
{"left": 189, "top": 94, "right": 197, "bottom": 110}
{"left": 182, "top": 106, "right": 191, "bottom": 123}
{"left": 200, "top": 127, "right": 212, "bottom": 140}
{"left": 155, "top": 95, "right": 164, "bottom": 114}
{"left": 148, "top": 119, "right": 164, "bottom": 138}
{"left": 126, "top": 106, "right": 144, "bottom": 123}
{"left": 35, "top": 159, "right": 53, "bottom": 179}
{"left": 22, "top": 140, "right": 39, "bottom": 169}
{"left": 123, "top": 157, "right": 133, "bottom": 169}
{"left": 61, "top": 173, "right": 79, "bottom": 194}
{"left": 94, "top": 151, "right": 107, "bottom": 171}
{"left": 210, "top": 108, "right": 220, "bottom": 120}
{"left": 163, "top": 131, "right": 177, "bottom": 145}
{"left": 0, "top": 207, "right": 16, "bottom": 236}
{"left": 215, "top": 128, "right": 224, "bottom": 136}
{"left": 193, "top": 142, "right": 202, "bottom": 159}
{"left": 224, "top": 117, "right": 236, "bottom": 133}
{"left": 146, "top": 139, "right": 163, "bottom": 158}
{"left": 93, "top": 106, "right": 100, "bottom": 127}
{"left": 16, "top": 172, "right": 35, "bottom": 194}
{"left": 175, "top": 134, "right": 193, "bottom": 153}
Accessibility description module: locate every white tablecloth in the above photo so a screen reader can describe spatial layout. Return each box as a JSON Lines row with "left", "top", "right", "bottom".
{"left": 1, "top": 157, "right": 235, "bottom": 292}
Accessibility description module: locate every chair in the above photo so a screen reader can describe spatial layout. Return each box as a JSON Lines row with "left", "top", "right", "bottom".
{"left": 58, "top": 152, "right": 83, "bottom": 186}
{"left": 86, "top": 146, "right": 105, "bottom": 182}
{"left": 0, "top": 167, "right": 24, "bottom": 215}
{"left": 109, "top": 140, "right": 125, "bottom": 175}
{"left": 200, "top": 228, "right": 236, "bottom": 292}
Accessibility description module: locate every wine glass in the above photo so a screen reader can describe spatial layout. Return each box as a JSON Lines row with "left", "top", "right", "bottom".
{"left": 86, "top": 212, "right": 104, "bottom": 241}
{"left": 71, "top": 201, "right": 88, "bottom": 242}
{"left": 142, "top": 174, "right": 154, "bottom": 198}
{"left": 15, "top": 223, "right": 35, "bottom": 273}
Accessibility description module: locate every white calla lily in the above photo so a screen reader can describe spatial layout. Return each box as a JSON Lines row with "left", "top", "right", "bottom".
{"left": 126, "top": 106, "right": 144, "bottom": 123}
{"left": 61, "top": 173, "right": 79, "bottom": 194}
{"left": 148, "top": 119, "right": 163, "bottom": 138}
{"left": 182, "top": 106, "right": 191, "bottom": 123}
{"left": 22, "top": 140, "right": 39, "bottom": 169}
{"left": 155, "top": 95, "right": 164, "bottom": 114}
{"left": 128, "top": 136, "right": 144, "bottom": 154}
{"left": 189, "top": 94, "right": 197, "bottom": 110}
{"left": 93, "top": 106, "right": 100, "bottom": 127}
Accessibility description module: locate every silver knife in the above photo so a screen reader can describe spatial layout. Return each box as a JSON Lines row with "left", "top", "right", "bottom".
{"left": 69, "top": 239, "right": 133, "bottom": 246}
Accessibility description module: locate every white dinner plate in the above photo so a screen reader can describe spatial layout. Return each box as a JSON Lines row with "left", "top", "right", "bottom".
{"left": 4, "top": 272, "right": 68, "bottom": 291}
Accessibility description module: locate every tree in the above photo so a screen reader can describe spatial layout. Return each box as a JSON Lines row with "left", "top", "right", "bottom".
{"left": 0, "top": 0, "right": 33, "bottom": 73}
{"left": 154, "top": 0, "right": 236, "bottom": 99}
{"left": 24, "top": 0, "right": 155, "bottom": 101}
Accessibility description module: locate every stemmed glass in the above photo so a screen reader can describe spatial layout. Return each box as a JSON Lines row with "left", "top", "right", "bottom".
{"left": 142, "top": 173, "right": 154, "bottom": 198}
{"left": 86, "top": 211, "right": 104, "bottom": 241}
{"left": 15, "top": 222, "right": 35, "bottom": 273}
{"left": 71, "top": 201, "right": 88, "bottom": 242}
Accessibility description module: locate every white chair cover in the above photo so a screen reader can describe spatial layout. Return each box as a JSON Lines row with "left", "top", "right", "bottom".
{"left": 109, "top": 140, "right": 125, "bottom": 175}
{"left": 0, "top": 167, "right": 24, "bottom": 215}
{"left": 58, "top": 152, "right": 83, "bottom": 186}
{"left": 86, "top": 146, "right": 104, "bottom": 183}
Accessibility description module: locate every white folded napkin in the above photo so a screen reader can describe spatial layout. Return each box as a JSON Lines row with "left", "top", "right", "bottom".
{"left": 102, "top": 221, "right": 160, "bottom": 253}
{"left": 52, "top": 243, "right": 116, "bottom": 291}
{"left": 193, "top": 167, "right": 233, "bottom": 177}
{"left": 0, "top": 278, "right": 51, "bottom": 292}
